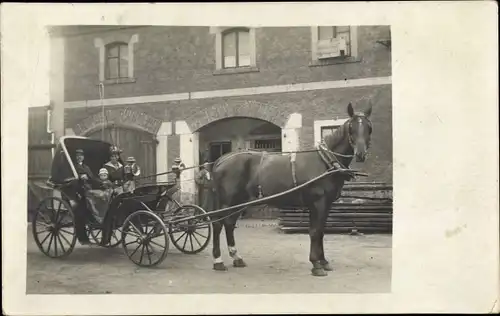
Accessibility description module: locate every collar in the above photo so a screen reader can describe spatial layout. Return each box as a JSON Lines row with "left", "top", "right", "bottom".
{"left": 105, "top": 161, "right": 123, "bottom": 169}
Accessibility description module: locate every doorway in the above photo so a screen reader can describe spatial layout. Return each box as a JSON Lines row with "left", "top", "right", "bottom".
{"left": 209, "top": 141, "right": 232, "bottom": 163}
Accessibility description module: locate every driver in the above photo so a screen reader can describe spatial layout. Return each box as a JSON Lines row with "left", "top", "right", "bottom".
{"left": 74, "top": 148, "right": 97, "bottom": 189}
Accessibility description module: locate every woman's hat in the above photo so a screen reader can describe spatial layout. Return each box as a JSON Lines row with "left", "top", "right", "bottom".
{"left": 98, "top": 168, "right": 108, "bottom": 175}
{"left": 126, "top": 156, "right": 136, "bottom": 163}
{"left": 109, "top": 146, "right": 122, "bottom": 154}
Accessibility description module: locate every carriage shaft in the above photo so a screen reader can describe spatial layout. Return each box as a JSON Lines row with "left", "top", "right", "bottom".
{"left": 169, "top": 168, "right": 367, "bottom": 225}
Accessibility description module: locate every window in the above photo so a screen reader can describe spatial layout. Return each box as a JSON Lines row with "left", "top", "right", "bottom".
{"left": 252, "top": 139, "right": 282, "bottom": 152}
{"left": 105, "top": 42, "right": 128, "bottom": 79}
{"left": 321, "top": 125, "right": 340, "bottom": 139}
{"left": 314, "top": 119, "right": 348, "bottom": 145}
{"left": 222, "top": 28, "right": 251, "bottom": 68}
{"left": 211, "top": 26, "right": 258, "bottom": 73}
{"left": 311, "top": 26, "right": 358, "bottom": 65}
{"left": 94, "top": 34, "right": 138, "bottom": 83}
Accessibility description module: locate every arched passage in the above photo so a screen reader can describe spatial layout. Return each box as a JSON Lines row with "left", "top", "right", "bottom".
{"left": 197, "top": 116, "right": 282, "bottom": 163}
{"left": 86, "top": 125, "right": 157, "bottom": 184}
{"left": 187, "top": 100, "right": 288, "bottom": 132}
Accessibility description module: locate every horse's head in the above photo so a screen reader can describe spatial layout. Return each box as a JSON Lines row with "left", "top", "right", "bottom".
{"left": 347, "top": 101, "right": 373, "bottom": 162}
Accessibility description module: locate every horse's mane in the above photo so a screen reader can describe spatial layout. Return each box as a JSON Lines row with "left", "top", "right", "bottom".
{"left": 323, "top": 119, "right": 350, "bottom": 151}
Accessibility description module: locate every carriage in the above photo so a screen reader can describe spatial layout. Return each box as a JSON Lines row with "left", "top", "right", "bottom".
{"left": 31, "top": 136, "right": 212, "bottom": 267}
{"left": 32, "top": 103, "right": 373, "bottom": 276}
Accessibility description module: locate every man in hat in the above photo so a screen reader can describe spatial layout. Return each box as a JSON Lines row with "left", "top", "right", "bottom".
{"left": 195, "top": 160, "right": 215, "bottom": 212}
{"left": 74, "top": 149, "right": 97, "bottom": 189}
{"left": 73, "top": 149, "right": 97, "bottom": 245}
{"left": 123, "top": 156, "right": 141, "bottom": 193}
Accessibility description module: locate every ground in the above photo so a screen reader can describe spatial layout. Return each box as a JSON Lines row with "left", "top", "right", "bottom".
{"left": 27, "top": 219, "right": 392, "bottom": 294}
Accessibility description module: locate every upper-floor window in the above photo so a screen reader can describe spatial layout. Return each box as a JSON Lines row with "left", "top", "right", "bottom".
{"left": 222, "top": 28, "right": 251, "bottom": 68}
{"left": 211, "top": 26, "right": 258, "bottom": 74}
{"left": 105, "top": 42, "right": 129, "bottom": 80}
{"left": 311, "top": 26, "right": 358, "bottom": 65}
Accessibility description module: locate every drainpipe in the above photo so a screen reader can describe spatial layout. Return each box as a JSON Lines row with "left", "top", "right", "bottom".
{"left": 47, "top": 103, "right": 55, "bottom": 158}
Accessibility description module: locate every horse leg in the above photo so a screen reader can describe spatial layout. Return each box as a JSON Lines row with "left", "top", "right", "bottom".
{"left": 224, "top": 212, "right": 247, "bottom": 268}
{"left": 308, "top": 198, "right": 329, "bottom": 277}
{"left": 212, "top": 219, "right": 227, "bottom": 271}
{"left": 319, "top": 230, "right": 333, "bottom": 271}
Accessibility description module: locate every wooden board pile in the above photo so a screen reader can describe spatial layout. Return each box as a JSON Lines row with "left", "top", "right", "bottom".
{"left": 279, "top": 182, "right": 393, "bottom": 234}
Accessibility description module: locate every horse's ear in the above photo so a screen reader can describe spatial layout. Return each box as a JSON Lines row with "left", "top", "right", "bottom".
{"left": 347, "top": 103, "right": 354, "bottom": 117}
{"left": 364, "top": 100, "right": 373, "bottom": 118}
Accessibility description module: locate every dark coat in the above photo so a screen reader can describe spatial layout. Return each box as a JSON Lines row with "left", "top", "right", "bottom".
{"left": 103, "top": 161, "right": 124, "bottom": 184}
{"left": 75, "top": 162, "right": 98, "bottom": 190}
{"left": 195, "top": 168, "right": 215, "bottom": 212}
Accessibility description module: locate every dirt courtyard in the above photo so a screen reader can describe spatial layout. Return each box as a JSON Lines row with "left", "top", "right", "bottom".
{"left": 26, "top": 219, "right": 392, "bottom": 294}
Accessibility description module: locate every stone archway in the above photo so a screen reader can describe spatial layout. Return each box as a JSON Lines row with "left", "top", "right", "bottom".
{"left": 186, "top": 100, "right": 289, "bottom": 132}
{"left": 71, "top": 108, "right": 163, "bottom": 184}
{"left": 72, "top": 108, "right": 163, "bottom": 136}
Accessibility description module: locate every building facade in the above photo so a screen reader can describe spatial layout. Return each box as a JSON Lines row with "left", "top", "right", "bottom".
{"left": 51, "top": 25, "right": 392, "bottom": 203}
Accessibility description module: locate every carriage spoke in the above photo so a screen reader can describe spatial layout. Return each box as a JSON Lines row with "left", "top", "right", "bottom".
{"left": 145, "top": 244, "right": 152, "bottom": 265}
{"left": 182, "top": 232, "right": 189, "bottom": 250}
{"left": 58, "top": 231, "right": 72, "bottom": 248}
{"left": 149, "top": 239, "right": 166, "bottom": 249}
{"left": 188, "top": 234, "right": 194, "bottom": 251}
{"left": 193, "top": 231, "right": 208, "bottom": 239}
{"left": 139, "top": 244, "right": 145, "bottom": 264}
{"left": 59, "top": 228, "right": 74, "bottom": 235}
{"left": 54, "top": 233, "right": 59, "bottom": 256}
{"left": 128, "top": 222, "right": 143, "bottom": 237}
{"left": 125, "top": 229, "right": 142, "bottom": 239}
{"left": 191, "top": 232, "right": 202, "bottom": 247}
{"left": 56, "top": 234, "right": 66, "bottom": 253}
{"left": 173, "top": 231, "right": 187, "bottom": 244}
{"left": 39, "top": 231, "right": 52, "bottom": 246}
{"left": 129, "top": 243, "right": 142, "bottom": 258}
{"left": 47, "top": 234, "right": 54, "bottom": 254}
{"left": 36, "top": 226, "right": 51, "bottom": 234}
{"left": 38, "top": 211, "right": 52, "bottom": 224}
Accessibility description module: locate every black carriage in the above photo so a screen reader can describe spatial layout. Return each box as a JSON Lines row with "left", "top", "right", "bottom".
{"left": 31, "top": 136, "right": 212, "bottom": 267}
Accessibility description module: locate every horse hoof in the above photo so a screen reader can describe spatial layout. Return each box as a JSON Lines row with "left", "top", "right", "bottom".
{"left": 321, "top": 262, "right": 333, "bottom": 271}
{"left": 311, "top": 267, "right": 328, "bottom": 277}
{"left": 213, "top": 263, "right": 228, "bottom": 271}
{"left": 311, "top": 268, "right": 328, "bottom": 277}
{"left": 233, "top": 259, "right": 247, "bottom": 268}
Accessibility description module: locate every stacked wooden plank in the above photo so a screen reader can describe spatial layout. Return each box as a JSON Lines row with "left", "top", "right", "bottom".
{"left": 279, "top": 182, "right": 393, "bottom": 234}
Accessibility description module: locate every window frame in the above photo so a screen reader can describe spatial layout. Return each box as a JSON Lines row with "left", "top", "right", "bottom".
{"left": 221, "top": 27, "right": 251, "bottom": 69}
{"left": 211, "top": 26, "right": 259, "bottom": 75}
{"left": 94, "top": 34, "right": 138, "bottom": 85}
{"left": 313, "top": 118, "right": 349, "bottom": 146}
{"left": 310, "top": 26, "right": 360, "bottom": 67}
{"left": 105, "top": 42, "right": 129, "bottom": 80}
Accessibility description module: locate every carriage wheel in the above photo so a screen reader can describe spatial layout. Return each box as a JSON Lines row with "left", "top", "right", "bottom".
{"left": 169, "top": 204, "right": 212, "bottom": 255}
{"left": 32, "top": 196, "right": 76, "bottom": 259}
{"left": 86, "top": 213, "right": 122, "bottom": 248}
{"left": 86, "top": 225, "right": 122, "bottom": 248}
{"left": 121, "top": 210, "right": 169, "bottom": 267}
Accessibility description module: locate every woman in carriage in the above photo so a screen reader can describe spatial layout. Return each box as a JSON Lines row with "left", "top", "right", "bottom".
{"left": 103, "top": 146, "right": 125, "bottom": 193}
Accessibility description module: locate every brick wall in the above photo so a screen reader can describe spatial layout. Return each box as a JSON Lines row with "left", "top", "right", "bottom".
{"left": 63, "top": 26, "right": 391, "bottom": 102}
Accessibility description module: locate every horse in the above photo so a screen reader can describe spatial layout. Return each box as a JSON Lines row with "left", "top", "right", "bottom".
{"left": 208, "top": 101, "right": 374, "bottom": 277}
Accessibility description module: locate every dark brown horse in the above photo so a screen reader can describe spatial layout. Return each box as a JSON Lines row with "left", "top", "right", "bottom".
{"left": 209, "top": 102, "right": 373, "bottom": 276}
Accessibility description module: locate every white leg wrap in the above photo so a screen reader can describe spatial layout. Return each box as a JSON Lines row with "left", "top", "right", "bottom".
{"left": 228, "top": 246, "right": 242, "bottom": 260}
{"left": 213, "top": 257, "right": 224, "bottom": 264}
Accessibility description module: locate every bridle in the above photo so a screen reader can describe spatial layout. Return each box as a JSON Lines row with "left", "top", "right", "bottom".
{"left": 316, "top": 115, "right": 372, "bottom": 170}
